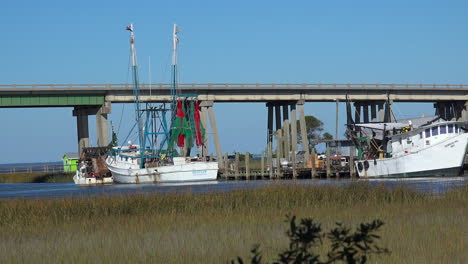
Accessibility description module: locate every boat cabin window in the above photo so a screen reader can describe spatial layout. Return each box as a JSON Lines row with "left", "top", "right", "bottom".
{"left": 431, "top": 126, "right": 439, "bottom": 136}
{"left": 425, "top": 128, "right": 430, "bottom": 138}
{"left": 440, "top": 125, "right": 447, "bottom": 134}
{"left": 448, "top": 124, "right": 454, "bottom": 133}
{"left": 455, "top": 124, "right": 459, "bottom": 133}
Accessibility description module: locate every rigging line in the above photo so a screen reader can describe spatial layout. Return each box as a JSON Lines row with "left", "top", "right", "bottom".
{"left": 116, "top": 52, "right": 132, "bottom": 137}
{"left": 121, "top": 121, "right": 139, "bottom": 148}
{"left": 390, "top": 108, "right": 397, "bottom": 122}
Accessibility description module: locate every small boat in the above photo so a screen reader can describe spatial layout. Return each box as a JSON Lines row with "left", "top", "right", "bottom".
{"left": 346, "top": 100, "right": 468, "bottom": 178}
{"left": 106, "top": 24, "right": 218, "bottom": 184}
{"left": 74, "top": 148, "right": 113, "bottom": 184}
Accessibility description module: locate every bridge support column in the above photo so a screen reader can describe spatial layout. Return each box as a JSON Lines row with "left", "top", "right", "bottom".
{"left": 452, "top": 101, "right": 466, "bottom": 121}
{"left": 283, "top": 104, "right": 290, "bottom": 159}
{"left": 378, "top": 102, "right": 385, "bottom": 122}
{"left": 266, "top": 102, "right": 274, "bottom": 175}
{"left": 297, "top": 100, "right": 309, "bottom": 163}
{"left": 199, "top": 104, "right": 209, "bottom": 158}
{"left": 434, "top": 101, "right": 456, "bottom": 121}
{"left": 73, "top": 103, "right": 111, "bottom": 157}
{"left": 370, "top": 102, "right": 377, "bottom": 122}
{"left": 290, "top": 103, "right": 298, "bottom": 154}
{"left": 73, "top": 107, "right": 92, "bottom": 157}
{"left": 200, "top": 101, "right": 223, "bottom": 168}
{"left": 275, "top": 103, "right": 283, "bottom": 159}
{"left": 266, "top": 102, "right": 274, "bottom": 146}
{"left": 96, "top": 102, "right": 111, "bottom": 147}
{"left": 354, "top": 102, "right": 361, "bottom": 123}
{"left": 461, "top": 101, "right": 468, "bottom": 122}
{"left": 363, "top": 103, "right": 369, "bottom": 123}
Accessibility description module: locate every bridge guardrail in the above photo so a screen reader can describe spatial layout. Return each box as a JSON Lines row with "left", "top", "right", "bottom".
{"left": 1, "top": 83, "right": 468, "bottom": 91}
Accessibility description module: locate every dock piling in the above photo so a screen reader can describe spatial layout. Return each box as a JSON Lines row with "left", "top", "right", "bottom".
{"left": 326, "top": 146, "right": 331, "bottom": 178}
{"left": 261, "top": 151, "right": 265, "bottom": 179}
{"left": 245, "top": 152, "right": 250, "bottom": 180}
{"left": 311, "top": 147, "right": 316, "bottom": 178}
{"left": 350, "top": 145, "right": 355, "bottom": 178}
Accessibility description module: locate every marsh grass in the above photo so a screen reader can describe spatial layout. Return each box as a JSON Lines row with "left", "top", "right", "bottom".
{"left": 0, "top": 172, "right": 73, "bottom": 183}
{"left": 0, "top": 183, "right": 466, "bottom": 263}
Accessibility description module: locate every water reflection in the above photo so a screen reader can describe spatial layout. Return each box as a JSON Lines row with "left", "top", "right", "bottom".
{"left": 0, "top": 177, "right": 466, "bottom": 200}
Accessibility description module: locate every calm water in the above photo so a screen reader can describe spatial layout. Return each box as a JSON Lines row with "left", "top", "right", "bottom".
{"left": 0, "top": 177, "right": 466, "bottom": 199}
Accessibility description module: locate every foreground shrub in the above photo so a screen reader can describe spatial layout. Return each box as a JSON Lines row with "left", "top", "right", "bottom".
{"left": 231, "top": 215, "right": 390, "bottom": 264}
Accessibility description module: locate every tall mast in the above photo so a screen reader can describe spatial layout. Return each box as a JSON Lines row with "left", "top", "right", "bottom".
{"left": 126, "top": 24, "right": 143, "bottom": 146}
{"left": 172, "top": 24, "right": 180, "bottom": 67}
{"left": 171, "top": 24, "right": 180, "bottom": 115}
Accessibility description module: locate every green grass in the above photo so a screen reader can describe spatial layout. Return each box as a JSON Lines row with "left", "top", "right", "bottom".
{"left": 0, "top": 183, "right": 466, "bottom": 263}
{"left": 0, "top": 172, "right": 74, "bottom": 183}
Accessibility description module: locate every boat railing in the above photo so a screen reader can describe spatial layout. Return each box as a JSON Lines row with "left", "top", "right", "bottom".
{"left": 0, "top": 164, "right": 73, "bottom": 174}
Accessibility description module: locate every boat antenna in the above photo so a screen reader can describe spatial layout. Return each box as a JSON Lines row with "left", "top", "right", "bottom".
{"left": 126, "top": 24, "right": 144, "bottom": 146}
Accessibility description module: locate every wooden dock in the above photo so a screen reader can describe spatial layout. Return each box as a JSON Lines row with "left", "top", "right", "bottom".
{"left": 218, "top": 149, "right": 357, "bottom": 180}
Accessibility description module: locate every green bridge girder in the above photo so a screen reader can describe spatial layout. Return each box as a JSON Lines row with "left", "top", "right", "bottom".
{"left": 0, "top": 94, "right": 105, "bottom": 107}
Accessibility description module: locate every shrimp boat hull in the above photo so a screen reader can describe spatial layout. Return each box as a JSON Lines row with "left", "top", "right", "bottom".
{"left": 355, "top": 127, "right": 468, "bottom": 178}
{"left": 106, "top": 158, "right": 218, "bottom": 183}
{"left": 73, "top": 172, "right": 114, "bottom": 185}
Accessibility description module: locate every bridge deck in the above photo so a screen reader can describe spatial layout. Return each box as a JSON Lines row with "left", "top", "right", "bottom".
{"left": 1, "top": 83, "right": 467, "bottom": 107}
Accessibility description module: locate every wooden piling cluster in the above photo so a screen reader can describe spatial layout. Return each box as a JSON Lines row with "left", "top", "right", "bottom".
{"left": 221, "top": 149, "right": 356, "bottom": 180}
{"left": 218, "top": 100, "right": 359, "bottom": 180}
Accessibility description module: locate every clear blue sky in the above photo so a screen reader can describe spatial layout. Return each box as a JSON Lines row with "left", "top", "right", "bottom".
{"left": 1, "top": 0, "right": 467, "bottom": 163}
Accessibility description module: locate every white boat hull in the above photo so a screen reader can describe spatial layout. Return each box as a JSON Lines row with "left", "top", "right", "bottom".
{"left": 73, "top": 172, "right": 114, "bottom": 185}
{"left": 355, "top": 133, "right": 468, "bottom": 178}
{"left": 106, "top": 159, "right": 218, "bottom": 184}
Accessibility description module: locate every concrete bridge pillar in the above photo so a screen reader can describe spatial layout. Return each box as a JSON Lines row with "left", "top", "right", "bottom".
{"left": 76, "top": 112, "right": 89, "bottom": 157}
{"left": 199, "top": 104, "right": 209, "bottom": 158}
{"left": 297, "top": 100, "right": 309, "bottom": 162}
{"left": 96, "top": 102, "right": 111, "bottom": 147}
{"left": 274, "top": 103, "right": 283, "bottom": 159}
{"left": 200, "top": 101, "right": 223, "bottom": 168}
{"left": 73, "top": 103, "right": 111, "bottom": 157}
{"left": 73, "top": 106, "right": 92, "bottom": 157}
{"left": 370, "top": 102, "right": 377, "bottom": 122}
{"left": 453, "top": 101, "right": 467, "bottom": 121}
{"left": 461, "top": 101, "right": 468, "bottom": 122}
{"left": 363, "top": 103, "right": 370, "bottom": 123}
{"left": 290, "top": 103, "right": 298, "bottom": 154}
{"left": 378, "top": 102, "right": 385, "bottom": 122}
{"left": 282, "top": 104, "right": 290, "bottom": 159}
{"left": 266, "top": 102, "right": 274, "bottom": 146}
{"left": 354, "top": 102, "right": 362, "bottom": 123}
{"left": 434, "top": 101, "right": 458, "bottom": 121}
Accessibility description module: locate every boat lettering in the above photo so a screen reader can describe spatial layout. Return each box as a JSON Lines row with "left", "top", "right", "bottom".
{"left": 192, "top": 170, "right": 207, "bottom": 175}
{"left": 444, "top": 140, "right": 458, "bottom": 148}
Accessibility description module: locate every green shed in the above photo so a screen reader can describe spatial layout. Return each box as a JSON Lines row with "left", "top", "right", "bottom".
{"left": 62, "top": 152, "right": 79, "bottom": 172}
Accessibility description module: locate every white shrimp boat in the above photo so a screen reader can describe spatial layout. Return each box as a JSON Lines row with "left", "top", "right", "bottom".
{"left": 106, "top": 24, "right": 218, "bottom": 184}
{"left": 353, "top": 120, "right": 468, "bottom": 178}
{"left": 106, "top": 152, "right": 217, "bottom": 183}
